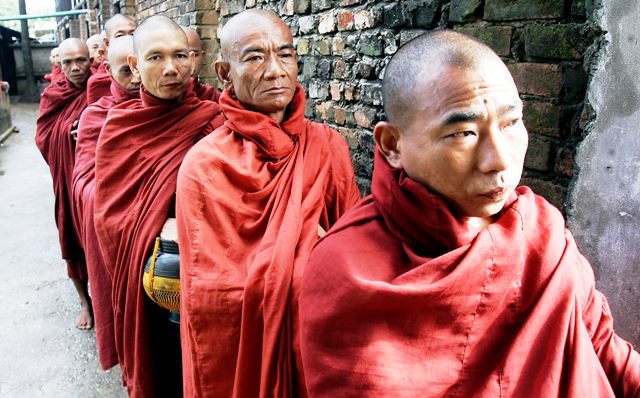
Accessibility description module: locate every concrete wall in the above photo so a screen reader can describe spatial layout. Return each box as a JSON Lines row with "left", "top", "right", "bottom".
{"left": 568, "top": 0, "right": 640, "bottom": 347}
{"left": 11, "top": 43, "right": 56, "bottom": 95}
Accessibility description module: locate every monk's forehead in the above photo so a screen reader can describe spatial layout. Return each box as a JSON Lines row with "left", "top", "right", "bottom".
{"left": 59, "top": 39, "right": 89, "bottom": 58}
{"left": 106, "top": 15, "right": 136, "bottom": 37}
{"left": 222, "top": 15, "right": 292, "bottom": 52}
{"left": 108, "top": 36, "right": 134, "bottom": 64}
{"left": 135, "top": 23, "right": 187, "bottom": 54}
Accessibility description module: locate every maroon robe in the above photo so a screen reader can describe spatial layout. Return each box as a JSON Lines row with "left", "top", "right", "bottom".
{"left": 72, "top": 79, "right": 138, "bottom": 370}
{"left": 94, "top": 86, "right": 224, "bottom": 397}
{"left": 36, "top": 76, "right": 89, "bottom": 280}
{"left": 192, "top": 78, "right": 221, "bottom": 102}
{"left": 300, "top": 151, "right": 640, "bottom": 397}
{"left": 86, "top": 62, "right": 111, "bottom": 105}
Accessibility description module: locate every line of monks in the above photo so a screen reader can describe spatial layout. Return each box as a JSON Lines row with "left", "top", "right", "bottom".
{"left": 34, "top": 8, "right": 639, "bottom": 398}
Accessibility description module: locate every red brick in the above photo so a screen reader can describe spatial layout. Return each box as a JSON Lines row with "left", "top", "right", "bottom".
{"left": 507, "top": 63, "right": 563, "bottom": 97}
{"left": 337, "top": 10, "right": 355, "bottom": 31}
{"left": 354, "top": 106, "right": 377, "bottom": 128}
{"left": 524, "top": 101, "right": 561, "bottom": 137}
{"left": 330, "top": 82, "right": 343, "bottom": 101}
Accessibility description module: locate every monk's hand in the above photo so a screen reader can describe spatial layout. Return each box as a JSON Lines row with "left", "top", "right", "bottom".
{"left": 70, "top": 119, "right": 79, "bottom": 141}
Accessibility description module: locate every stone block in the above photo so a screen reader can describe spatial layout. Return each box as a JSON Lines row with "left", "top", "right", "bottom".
{"left": 358, "top": 33, "right": 383, "bottom": 56}
{"left": 359, "top": 81, "right": 383, "bottom": 106}
{"left": 354, "top": 9, "right": 377, "bottom": 30}
{"left": 555, "top": 146, "right": 574, "bottom": 177}
{"left": 520, "top": 177, "right": 567, "bottom": 210}
{"left": 313, "top": 38, "right": 331, "bottom": 55}
{"left": 309, "top": 81, "right": 330, "bottom": 99}
{"left": 315, "top": 101, "right": 333, "bottom": 121}
{"left": 194, "top": 0, "right": 216, "bottom": 9}
{"left": 413, "top": 0, "right": 443, "bottom": 28}
{"left": 342, "top": 0, "right": 366, "bottom": 5}
{"left": 337, "top": 10, "right": 355, "bottom": 31}
{"left": 332, "top": 36, "right": 346, "bottom": 55}
{"left": 524, "top": 134, "right": 553, "bottom": 171}
{"left": 297, "top": 38, "right": 311, "bottom": 55}
{"left": 383, "top": 2, "right": 407, "bottom": 28}
{"left": 334, "top": 106, "right": 347, "bottom": 125}
{"left": 330, "top": 82, "right": 343, "bottom": 101}
{"left": 344, "top": 83, "right": 356, "bottom": 101}
{"left": 302, "top": 57, "right": 318, "bottom": 78}
{"left": 571, "top": 0, "right": 586, "bottom": 19}
{"left": 281, "top": 0, "right": 294, "bottom": 16}
{"left": 507, "top": 63, "right": 563, "bottom": 97}
{"left": 400, "top": 29, "right": 427, "bottom": 46}
{"left": 354, "top": 106, "right": 378, "bottom": 128}
{"left": 197, "top": 26, "right": 217, "bottom": 40}
{"left": 524, "top": 23, "right": 584, "bottom": 61}
{"left": 381, "top": 30, "right": 398, "bottom": 55}
{"left": 450, "top": 0, "right": 482, "bottom": 23}
{"left": 562, "top": 63, "right": 588, "bottom": 102}
{"left": 318, "top": 12, "right": 336, "bottom": 34}
{"left": 298, "top": 15, "right": 316, "bottom": 34}
{"left": 485, "top": 0, "right": 564, "bottom": 21}
{"left": 317, "top": 58, "right": 333, "bottom": 79}
{"left": 524, "top": 101, "right": 561, "bottom": 137}
{"left": 311, "top": 0, "right": 332, "bottom": 13}
{"left": 333, "top": 59, "right": 350, "bottom": 79}
{"left": 457, "top": 26, "right": 513, "bottom": 57}
{"left": 195, "top": 10, "right": 217, "bottom": 24}
{"left": 294, "top": 0, "right": 311, "bottom": 13}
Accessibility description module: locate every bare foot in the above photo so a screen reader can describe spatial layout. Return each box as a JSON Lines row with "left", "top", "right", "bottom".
{"left": 75, "top": 303, "right": 93, "bottom": 330}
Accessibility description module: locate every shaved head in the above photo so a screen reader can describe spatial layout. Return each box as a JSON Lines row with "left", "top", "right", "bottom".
{"left": 104, "top": 14, "right": 137, "bottom": 48}
{"left": 219, "top": 9, "right": 288, "bottom": 61}
{"left": 383, "top": 30, "right": 503, "bottom": 130}
{"left": 181, "top": 26, "right": 204, "bottom": 77}
{"left": 86, "top": 34, "right": 104, "bottom": 63}
{"left": 133, "top": 15, "right": 187, "bottom": 56}
{"left": 108, "top": 35, "right": 134, "bottom": 65}
{"left": 107, "top": 36, "right": 140, "bottom": 93}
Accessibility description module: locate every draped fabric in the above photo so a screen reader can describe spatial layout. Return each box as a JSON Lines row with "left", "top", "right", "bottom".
{"left": 36, "top": 76, "right": 89, "bottom": 280}
{"left": 192, "top": 78, "right": 221, "bottom": 102}
{"left": 86, "top": 62, "right": 111, "bottom": 105}
{"left": 177, "top": 84, "right": 360, "bottom": 398}
{"left": 44, "top": 65, "right": 64, "bottom": 83}
{"left": 300, "top": 150, "right": 640, "bottom": 397}
{"left": 72, "top": 79, "right": 138, "bottom": 370}
{"left": 94, "top": 86, "right": 223, "bottom": 397}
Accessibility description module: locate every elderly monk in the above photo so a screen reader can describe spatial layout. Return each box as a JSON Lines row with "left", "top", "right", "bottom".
{"left": 300, "top": 30, "right": 640, "bottom": 397}
{"left": 44, "top": 47, "right": 63, "bottom": 83}
{"left": 86, "top": 34, "right": 105, "bottom": 72}
{"left": 181, "top": 25, "right": 220, "bottom": 102}
{"left": 87, "top": 14, "right": 137, "bottom": 104}
{"left": 35, "top": 38, "right": 92, "bottom": 330}
{"left": 72, "top": 35, "right": 140, "bottom": 371}
{"left": 176, "top": 9, "right": 360, "bottom": 397}
{"left": 93, "top": 15, "right": 224, "bottom": 397}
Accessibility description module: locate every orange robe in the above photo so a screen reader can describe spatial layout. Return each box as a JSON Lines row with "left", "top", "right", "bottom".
{"left": 36, "top": 76, "right": 89, "bottom": 280}
{"left": 94, "top": 86, "right": 224, "bottom": 397}
{"left": 72, "top": 79, "right": 138, "bottom": 370}
{"left": 300, "top": 151, "right": 640, "bottom": 397}
{"left": 176, "top": 84, "right": 360, "bottom": 397}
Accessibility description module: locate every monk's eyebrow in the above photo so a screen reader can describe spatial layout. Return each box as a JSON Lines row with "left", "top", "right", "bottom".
{"left": 242, "top": 47, "right": 265, "bottom": 56}
{"left": 443, "top": 111, "right": 480, "bottom": 125}
{"left": 279, "top": 44, "right": 295, "bottom": 51}
{"left": 500, "top": 101, "right": 523, "bottom": 114}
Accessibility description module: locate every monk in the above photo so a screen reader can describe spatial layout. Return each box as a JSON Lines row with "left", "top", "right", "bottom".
{"left": 72, "top": 35, "right": 140, "bottom": 371}
{"left": 87, "top": 14, "right": 137, "bottom": 104}
{"left": 299, "top": 30, "right": 640, "bottom": 397}
{"left": 86, "top": 33, "right": 105, "bottom": 72}
{"left": 181, "top": 26, "right": 220, "bottom": 101}
{"left": 93, "top": 15, "right": 224, "bottom": 397}
{"left": 176, "top": 9, "right": 360, "bottom": 397}
{"left": 35, "top": 38, "right": 92, "bottom": 330}
{"left": 44, "top": 47, "right": 63, "bottom": 83}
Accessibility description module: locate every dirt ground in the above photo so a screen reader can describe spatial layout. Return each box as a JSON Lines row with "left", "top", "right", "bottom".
{"left": 0, "top": 103, "right": 127, "bottom": 398}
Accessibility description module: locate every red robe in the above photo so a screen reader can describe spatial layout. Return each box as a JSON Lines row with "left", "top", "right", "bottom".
{"left": 72, "top": 79, "right": 138, "bottom": 370}
{"left": 94, "top": 86, "right": 224, "bottom": 397}
{"left": 176, "top": 84, "right": 360, "bottom": 397}
{"left": 44, "top": 65, "right": 64, "bottom": 84}
{"left": 86, "top": 62, "right": 111, "bottom": 105}
{"left": 192, "top": 78, "right": 221, "bottom": 102}
{"left": 300, "top": 151, "right": 640, "bottom": 397}
{"left": 36, "top": 76, "right": 89, "bottom": 280}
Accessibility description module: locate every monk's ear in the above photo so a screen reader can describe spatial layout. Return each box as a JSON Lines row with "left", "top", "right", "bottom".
{"left": 103, "top": 37, "right": 110, "bottom": 49}
{"left": 214, "top": 60, "right": 232, "bottom": 90}
{"left": 188, "top": 50, "right": 196, "bottom": 76}
{"left": 97, "top": 47, "right": 106, "bottom": 62}
{"left": 127, "top": 54, "right": 138, "bottom": 74}
{"left": 374, "top": 121, "right": 403, "bottom": 169}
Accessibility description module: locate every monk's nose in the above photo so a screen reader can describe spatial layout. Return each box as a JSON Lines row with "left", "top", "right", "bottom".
{"left": 263, "top": 55, "right": 286, "bottom": 80}
{"left": 477, "top": 128, "right": 511, "bottom": 174}
{"left": 163, "top": 58, "right": 179, "bottom": 76}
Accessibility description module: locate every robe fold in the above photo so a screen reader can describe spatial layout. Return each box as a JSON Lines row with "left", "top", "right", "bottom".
{"left": 192, "top": 78, "right": 221, "bottom": 102}
{"left": 36, "top": 76, "right": 89, "bottom": 280}
{"left": 94, "top": 86, "right": 224, "bottom": 397}
{"left": 72, "top": 79, "right": 138, "bottom": 371}
{"left": 176, "top": 84, "right": 360, "bottom": 398}
{"left": 300, "top": 150, "right": 640, "bottom": 397}
{"left": 44, "top": 65, "right": 63, "bottom": 83}
{"left": 86, "top": 62, "right": 111, "bottom": 105}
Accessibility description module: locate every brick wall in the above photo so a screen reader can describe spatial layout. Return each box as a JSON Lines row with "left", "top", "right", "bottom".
{"left": 101, "top": 0, "right": 603, "bottom": 210}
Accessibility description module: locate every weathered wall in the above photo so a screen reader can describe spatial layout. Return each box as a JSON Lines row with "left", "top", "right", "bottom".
{"left": 568, "top": 0, "right": 640, "bottom": 347}
{"left": 11, "top": 43, "right": 56, "bottom": 94}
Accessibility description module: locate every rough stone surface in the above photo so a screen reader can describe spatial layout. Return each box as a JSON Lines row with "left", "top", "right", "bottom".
{"left": 485, "top": 0, "right": 564, "bottom": 21}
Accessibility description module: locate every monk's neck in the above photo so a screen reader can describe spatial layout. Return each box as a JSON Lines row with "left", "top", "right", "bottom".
{"left": 463, "top": 216, "right": 496, "bottom": 232}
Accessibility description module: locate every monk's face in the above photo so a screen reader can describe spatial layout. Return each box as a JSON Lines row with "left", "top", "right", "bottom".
{"left": 107, "top": 45, "right": 140, "bottom": 94}
{"left": 106, "top": 18, "right": 137, "bottom": 47}
{"left": 382, "top": 59, "right": 528, "bottom": 220}
{"left": 217, "top": 17, "right": 297, "bottom": 122}
{"left": 130, "top": 27, "right": 193, "bottom": 100}
{"left": 86, "top": 36, "right": 102, "bottom": 61}
{"left": 50, "top": 48, "right": 60, "bottom": 66}
{"left": 59, "top": 43, "right": 91, "bottom": 88}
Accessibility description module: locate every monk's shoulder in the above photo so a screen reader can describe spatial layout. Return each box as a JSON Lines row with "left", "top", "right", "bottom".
{"left": 181, "top": 125, "right": 232, "bottom": 174}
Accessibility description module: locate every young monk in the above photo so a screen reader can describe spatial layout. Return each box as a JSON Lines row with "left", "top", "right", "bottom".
{"left": 299, "top": 30, "right": 640, "bottom": 397}
{"left": 86, "top": 34, "right": 105, "bottom": 73}
{"left": 93, "top": 15, "right": 224, "bottom": 397}
{"left": 181, "top": 26, "right": 220, "bottom": 102}
{"left": 176, "top": 9, "right": 360, "bottom": 397}
{"left": 35, "top": 38, "right": 92, "bottom": 330}
{"left": 44, "top": 47, "right": 63, "bottom": 83}
{"left": 87, "top": 14, "right": 137, "bottom": 104}
{"left": 72, "top": 35, "right": 140, "bottom": 371}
